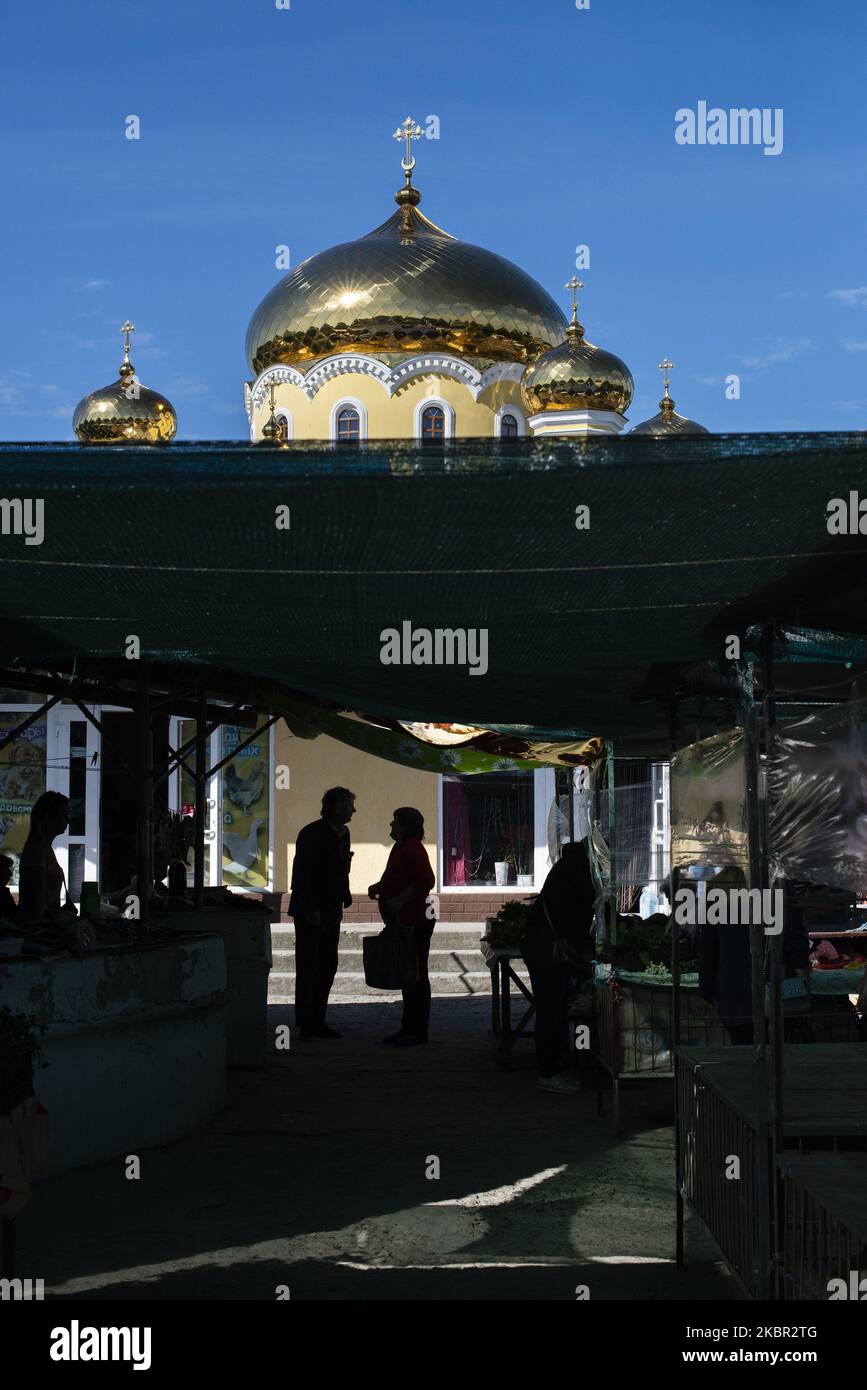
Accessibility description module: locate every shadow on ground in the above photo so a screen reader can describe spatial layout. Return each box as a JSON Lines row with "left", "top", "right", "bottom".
{"left": 17, "top": 995, "right": 740, "bottom": 1300}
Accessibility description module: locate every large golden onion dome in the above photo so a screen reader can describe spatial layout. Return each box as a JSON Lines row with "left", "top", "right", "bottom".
{"left": 521, "top": 276, "right": 633, "bottom": 417}
{"left": 630, "top": 358, "right": 709, "bottom": 435}
{"left": 245, "top": 146, "right": 567, "bottom": 374}
{"left": 73, "top": 322, "right": 177, "bottom": 444}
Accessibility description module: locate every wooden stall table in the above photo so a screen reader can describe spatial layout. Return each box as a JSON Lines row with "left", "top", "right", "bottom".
{"left": 480, "top": 941, "right": 535, "bottom": 1069}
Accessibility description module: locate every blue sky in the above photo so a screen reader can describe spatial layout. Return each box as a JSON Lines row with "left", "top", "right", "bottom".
{"left": 2, "top": 0, "right": 866, "bottom": 440}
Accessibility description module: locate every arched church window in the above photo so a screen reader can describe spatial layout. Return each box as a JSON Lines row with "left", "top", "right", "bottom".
{"left": 500, "top": 413, "right": 519, "bottom": 438}
{"left": 337, "top": 407, "right": 360, "bottom": 442}
{"left": 422, "top": 405, "right": 446, "bottom": 441}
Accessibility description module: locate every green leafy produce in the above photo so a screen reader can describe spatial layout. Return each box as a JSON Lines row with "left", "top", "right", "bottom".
{"left": 485, "top": 899, "right": 533, "bottom": 949}
{"left": 597, "top": 916, "right": 695, "bottom": 972}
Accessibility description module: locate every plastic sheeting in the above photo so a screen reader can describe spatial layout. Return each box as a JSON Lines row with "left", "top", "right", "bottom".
{"left": 670, "top": 728, "right": 749, "bottom": 872}
{"left": 768, "top": 698, "right": 867, "bottom": 894}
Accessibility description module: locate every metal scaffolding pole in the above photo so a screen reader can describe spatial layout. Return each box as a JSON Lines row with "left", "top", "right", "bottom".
{"left": 136, "top": 664, "right": 152, "bottom": 916}
{"left": 193, "top": 684, "right": 207, "bottom": 909}
{"left": 739, "top": 657, "right": 772, "bottom": 1298}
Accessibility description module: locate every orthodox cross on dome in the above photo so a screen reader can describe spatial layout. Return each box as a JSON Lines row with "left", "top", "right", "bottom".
{"left": 658, "top": 357, "right": 676, "bottom": 414}
{"left": 393, "top": 116, "right": 423, "bottom": 175}
{"left": 564, "top": 275, "right": 585, "bottom": 342}
{"left": 658, "top": 357, "right": 675, "bottom": 398}
{"left": 119, "top": 320, "right": 136, "bottom": 377}
{"left": 392, "top": 117, "right": 424, "bottom": 232}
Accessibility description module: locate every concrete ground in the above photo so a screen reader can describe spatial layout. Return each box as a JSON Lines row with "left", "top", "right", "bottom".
{"left": 17, "top": 996, "right": 741, "bottom": 1301}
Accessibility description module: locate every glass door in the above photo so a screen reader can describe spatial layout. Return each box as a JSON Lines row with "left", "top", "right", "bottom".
{"left": 50, "top": 708, "right": 101, "bottom": 904}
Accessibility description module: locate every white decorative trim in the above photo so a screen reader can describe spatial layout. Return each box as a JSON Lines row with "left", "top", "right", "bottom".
{"left": 249, "top": 355, "right": 529, "bottom": 411}
{"left": 391, "top": 355, "right": 482, "bottom": 400}
{"left": 244, "top": 381, "right": 254, "bottom": 424}
{"left": 478, "top": 361, "right": 527, "bottom": 393}
{"left": 250, "top": 363, "right": 309, "bottom": 412}
{"left": 495, "top": 404, "right": 527, "bottom": 437}
{"left": 528, "top": 408, "right": 628, "bottom": 437}
{"left": 330, "top": 397, "right": 368, "bottom": 442}
{"left": 414, "top": 396, "right": 455, "bottom": 440}
{"left": 305, "top": 355, "right": 393, "bottom": 398}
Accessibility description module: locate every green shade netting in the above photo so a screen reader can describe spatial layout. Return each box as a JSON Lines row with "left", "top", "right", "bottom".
{"left": 3, "top": 434, "right": 867, "bottom": 748}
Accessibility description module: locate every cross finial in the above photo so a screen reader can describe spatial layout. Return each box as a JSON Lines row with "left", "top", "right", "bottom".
{"left": 565, "top": 275, "right": 584, "bottom": 316}
{"left": 564, "top": 275, "right": 585, "bottom": 341}
{"left": 658, "top": 357, "right": 675, "bottom": 399}
{"left": 393, "top": 116, "right": 423, "bottom": 175}
{"left": 119, "top": 320, "right": 135, "bottom": 377}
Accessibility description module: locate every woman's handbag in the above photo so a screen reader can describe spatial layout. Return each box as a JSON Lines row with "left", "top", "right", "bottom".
{"left": 363, "top": 925, "right": 403, "bottom": 990}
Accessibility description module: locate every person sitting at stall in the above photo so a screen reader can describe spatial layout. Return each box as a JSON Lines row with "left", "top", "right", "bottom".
{"left": 0, "top": 853, "right": 19, "bottom": 925}
{"left": 17, "top": 791, "right": 75, "bottom": 925}
{"left": 520, "top": 840, "right": 597, "bottom": 1093}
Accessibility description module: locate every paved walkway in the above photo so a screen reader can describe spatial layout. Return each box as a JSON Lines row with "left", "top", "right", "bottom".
{"left": 18, "top": 997, "right": 740, "bottom": 1301}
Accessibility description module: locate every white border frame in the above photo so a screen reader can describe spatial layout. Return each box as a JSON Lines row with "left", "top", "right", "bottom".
{"left": 415, "top": 397, "right": 454, "bottom": 441}
{"left": 435, "top": 767, "right": 552, "bottom": 893}
{"left": 330, "top": 397, "right": 368, "bottom": 442}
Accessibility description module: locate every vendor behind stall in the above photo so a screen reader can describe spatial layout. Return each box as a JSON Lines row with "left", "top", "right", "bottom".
{"left": 521, "top": 840, "right": 597, "bottom": 1092}
{"left": 17, "top": 791, "right": 74, "bottom": 925}
{"left": 694, "top": 866, "right": 811, "bottom": 1043}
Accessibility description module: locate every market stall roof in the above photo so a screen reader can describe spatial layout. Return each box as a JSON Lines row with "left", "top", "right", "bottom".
{"left": 3, "top": 434, "right": 867, "bottom": 757}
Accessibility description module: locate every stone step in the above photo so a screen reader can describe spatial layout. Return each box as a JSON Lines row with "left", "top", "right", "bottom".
{"left": 267, "top": 970, "right": 510, "bottom": 998}
{"left": 271, "top": 947, "right": 515, "bottom": 975}
{"left": 270, "top": 925, "right": 491, "bottom": 952}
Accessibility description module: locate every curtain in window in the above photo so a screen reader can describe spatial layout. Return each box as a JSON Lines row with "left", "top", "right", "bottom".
{"left": 443, "top": 777, "right": 471, "bottom": 885}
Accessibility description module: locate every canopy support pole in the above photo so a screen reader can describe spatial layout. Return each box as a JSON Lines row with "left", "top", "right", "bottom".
{"left": 740, "top": 657, "right": 772, "bottom": 1299}
{"left": 136, "top": 664, "right": 152, "bottom": 916}
{"left": 763, "top": 625, "right": 784, "bottom": 1297}
{"left": 606, "top": 741, "right": 616, "bottom": 934}
{"left": 193, "top": 685, "right": 207, "bottom": 909}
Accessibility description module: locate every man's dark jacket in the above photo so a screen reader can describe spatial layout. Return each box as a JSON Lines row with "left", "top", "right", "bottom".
{"left": 288, "top": 819, "right": 352, "bottom": 920}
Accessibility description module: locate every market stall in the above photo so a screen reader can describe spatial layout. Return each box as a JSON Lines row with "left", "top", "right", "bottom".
{"left": 673, "top": 643, "right": 867, "bottom": 1298}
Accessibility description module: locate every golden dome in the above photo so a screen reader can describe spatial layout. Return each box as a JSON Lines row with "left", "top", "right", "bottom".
{"left": 245, "top": 187, "right": 567, "bottom": 375}
{"left": 73, "top": 322, "right": 177, "bottom": 444}
{"left": 630, "top": 357, "right": 709, "bottom": 435}
{"left": 520, "top": 277, "right": 633, "bottom": 417}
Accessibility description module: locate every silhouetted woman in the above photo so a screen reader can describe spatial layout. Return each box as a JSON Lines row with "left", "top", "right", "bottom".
{"left": 17, "top": 791, "right": 72, "bottom": 924}
{"left": 369, "top": 807, "right": 436, "bottom": 1047}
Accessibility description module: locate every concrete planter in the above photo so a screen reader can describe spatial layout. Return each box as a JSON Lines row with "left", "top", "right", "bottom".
{"left": 2, "top": 936, "right": 227, "bottom": 1175}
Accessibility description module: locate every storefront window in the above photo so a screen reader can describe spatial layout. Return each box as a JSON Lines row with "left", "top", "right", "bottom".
{"left": 0, "top": 710, "right": 47, "bottom": 883}
{"left": 443, "top": 771, "right": 533, "bottom": 886}
{"left": 220, "top": 723, "right": 270, "bottom": 888}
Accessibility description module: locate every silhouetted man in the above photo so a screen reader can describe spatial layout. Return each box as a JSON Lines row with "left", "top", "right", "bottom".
{"left": 289, "top": 787, "right": 355, "bottom": 1040}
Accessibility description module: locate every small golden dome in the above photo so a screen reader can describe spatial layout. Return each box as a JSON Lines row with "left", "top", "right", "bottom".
{"left": 246, "top": 122, "right": 567, "bottom": 374}
{"left": 520, "top": 277, "right": 633, "bottom": 416}
{"left": 630, "top": 358, "right": 709, "bottom": 435}
{"left": 73, "top": 322, "right": 177, "bottom": 444}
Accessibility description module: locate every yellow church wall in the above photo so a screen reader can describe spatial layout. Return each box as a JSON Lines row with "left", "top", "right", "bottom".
{"left": 251, "top": 368, "right": 526, "bottom": 441}
{"left": 273, "top": 722, "right": 438, "bottom": 896}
